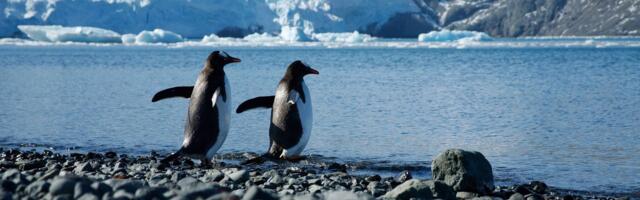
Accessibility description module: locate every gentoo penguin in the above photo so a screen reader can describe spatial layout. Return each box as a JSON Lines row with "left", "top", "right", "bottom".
{"left": 152, "top": 51, "right": 240, "bottom": 165}
{"left": 236, "top": 60, "right": 318, "bottom": 161}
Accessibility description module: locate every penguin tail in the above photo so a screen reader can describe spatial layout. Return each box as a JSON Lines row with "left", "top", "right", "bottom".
{"left": 161, "top": 149, "right": 183, "bottom": 164}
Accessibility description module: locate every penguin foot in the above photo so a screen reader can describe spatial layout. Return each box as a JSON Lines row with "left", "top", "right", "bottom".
{"left": 200, "top": 158, "right": 213, "bottom": 168}
{"left": 241, "top": 156, "right": 266, "bottom": 165}
{"left": 160, "top": 152, "right": 181, "bottom": 164}
{"left": 285, "top": 155, "right": 307, "bottom": 163}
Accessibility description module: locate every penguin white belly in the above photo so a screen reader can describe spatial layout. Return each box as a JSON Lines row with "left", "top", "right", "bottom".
{"left": 205, "top": 76, "right": 231, "bottom": 159}
{"left": 282, "top": 82, "right": 312, "bottom": 157}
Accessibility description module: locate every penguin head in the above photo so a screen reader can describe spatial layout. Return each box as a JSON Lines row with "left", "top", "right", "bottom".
{"left": 286, "top": 60, "right": 319, "bottom": 79}
{"left": 206, "top": 51, "right": 241, "bottom": 68}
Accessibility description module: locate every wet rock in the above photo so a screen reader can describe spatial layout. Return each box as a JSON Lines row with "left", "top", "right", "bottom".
{"left": 367, "top": 181, "right": 386, "bottom": 197}
{"left": 177, "top": 184, "right": 223, "bottom": 199}
{"left": 90, "top": 182, "right": 112, "bottom": 196}
{"left": 242, "top": 186, "right": 277, "bottom": 200}
{"left": 0, "top": 180, "right": 16, "bottom": 193}
{"left": 74, "top": 182, "right": 95, "bottom": 199}
{"left": 110, "top": 179, "right": 145, "bottom": 194}
{"left": 509, "top": 193, "right": 525, "bottom": 200}
{"left": 395, "top": 170, "right": 412, "bottom": 183}
{"left": 171, "top": 171, "right": 186, "bottom": 183}
{"left": 229, "top": 170, "right": 249, "bottom": 183}
{"left": 74, "top": 162, "right": 94, "bottom": 173}
{"left": 104, "top": 152, "right": 117, "bottom": 159}
{"left": 76, "top": 193, "right": 100, "bottom": 200}
{"left": 112, "top": 189, "right": 134, "bottom": 199}
{"left": 308, "top": 184, "right": 324, "bottom": 194}
{"left": 365, "top": 175, "right": 381, "bottom": 182}
{"left": 0, "top": 161, "right": 16, "bottom": 169}
{"left": 382, "top": 179, "right": 432, "bottom": 200}
{"left": 524, "top": 193, "right": 544, "bottom": 200}
{"left": 49, "top": 177, "right": 81, "bottom": 196}
{"left": 472, "top": 196, "right": 501, "bottom": 200}
{"left": 529, "top": 181, "right": 547, "bottom": 194}
{"left": 177, "top": 176, "right": 201, "bottom": 188}
{"left": 324, "top": 190, "right": 374, "bottom": 200}
{"left": 134, "top": 187, "right": 168, "bottom": 199}
{"left": 2, "top": 169, "right": 26, "bottom": 185}
{"left": 17, "top": 159, "right": 46, "bottom": 171}
{"left": 457, "top": 191, "right": 479, "bottom": 199}
{"left": 203, "top": 169, "right": 224, "bottom": 182}
{"left": 432, "top": 149, "right": 495, "bottom": 194}
{"left": 25, "top": 180, "right": 50, "bottom": 196}
{"left": 424, "top": 180, "right": 455, "bottom": 200}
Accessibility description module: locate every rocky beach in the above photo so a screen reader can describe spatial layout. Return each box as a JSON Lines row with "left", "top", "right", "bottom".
{"left": 0, "top": 148, "right": 633, "bottom": 200}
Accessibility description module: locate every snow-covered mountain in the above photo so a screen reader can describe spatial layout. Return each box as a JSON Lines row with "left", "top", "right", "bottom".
{"left": 1, "top": 0, "right": 639, "bottom": 39}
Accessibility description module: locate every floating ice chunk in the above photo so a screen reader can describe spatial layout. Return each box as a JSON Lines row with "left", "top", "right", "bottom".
{"left": 17, "top": 25, "right": 122, "bottom": 43}
{"left": 243, "top": 33, "right": 281, "bottom": 42}
{"left": 313, "top": 31, "right": 376, "bottom": 43}
{"left": 132, "top": 29, "right": 183, "bottom": 44}
{"left": 418, "top": 30, "right": 492, "bottom": 42}
{"left": 280, "top": 26, "right": 312, "bottom": 42}
{"left": 201, "top": 33, "right": 240, "bottom": 43}
{"left": 121, "top": 34, "right": 136, "bottom": 44}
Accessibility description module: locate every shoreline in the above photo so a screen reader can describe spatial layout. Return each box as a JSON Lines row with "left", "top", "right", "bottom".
{"left": 0, "top": 149, "right": 635, "bottom": 199}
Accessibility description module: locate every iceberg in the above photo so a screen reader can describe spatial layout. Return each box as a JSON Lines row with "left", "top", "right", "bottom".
{"left": 243, "top": 33, "right": 281, "bottom": 42}
{"left": 129, "top": 29, "right": 183, "bottom": 44}
{"left": 418, "top": 30, "right": 492, "bottom": 42}
{"left": 313, "top": 31, "right": 376, "bottom": 43}
{"left": 279, "top": 26, "right": 312, "bottom": 42}
{"left": 17, "top": 25, "right": 122, "bottom": 43}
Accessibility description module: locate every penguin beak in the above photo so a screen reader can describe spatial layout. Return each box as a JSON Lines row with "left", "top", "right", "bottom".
{"left": 228, "top": 57, "right": 241, "bottom": 63}
{"left": 307, "top": 67, "right": 319, "bottom": 75}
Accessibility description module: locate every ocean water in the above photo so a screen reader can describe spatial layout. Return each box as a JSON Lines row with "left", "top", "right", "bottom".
{"left": 0, "top": 44, "right": 639, "bottom": 193}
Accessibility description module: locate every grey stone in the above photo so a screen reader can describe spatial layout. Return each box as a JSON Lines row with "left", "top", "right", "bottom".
{"left": 110, "top": 179, "right": 145, "bottom": 194}
{"left": 134, "top": 187, "right": 168, "bottom": 199}
{"left": 177, "top": 176, "right": 201, "bottom": 188}
{"left": 25, "top": 180, "right": 49, "bottom": 196}
{"left": 524, "top": 193, "right": 544, "bottom": 200}
{"left": 432, "top": 149, "right": 495, "bottom": 194}
{"left": 382, "top": 179, "right": 432, "bottom": 200}
{"left": 112, "top": 189, "right": 134, "bottom": 199}
{"left": 90, "top": 182, "right": 112, "bottom": 196}
{"left": 242, "top": 186, "right": 277, "bottom": 200}
{"left": 76, "top": 193, "right": 100, "bottom": 200}
{"left": 74, "top": 162, "right": 94, "bottom": 173}
{"left": 424, "top": 180, "right": 455, "bottom": 200}
{"left": 2, "top": 169, "right": 26, "bottom": 184}
{"left": 74, "top": 182, "right": 95, "bottom": 199}
{"left": 176, "top": 184, "right": 223, "bottom": 199}
{"left": 508, "top": 193, "right": 525, "bottom": 200}
{"left": 229, "top": 170, "right": 249, "bottom": 183}
{"left": 49, "top": 177, "right": 78, "bottom": 196}
{"left": 457, "top": 191, "right": 479, "bottom": 199}
{"left": 324, "top": 190, "right": 374, "bottom": 200}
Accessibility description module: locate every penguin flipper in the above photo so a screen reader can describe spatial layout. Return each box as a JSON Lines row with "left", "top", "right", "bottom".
{"left": 152, "top": 86, "right": 194, "bottom": 102}
{"left": 236, "top": 96, "right": 275, "bottom": 113}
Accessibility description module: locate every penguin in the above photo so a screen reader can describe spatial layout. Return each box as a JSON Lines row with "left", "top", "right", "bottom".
{"left": 236, "top": 60, "right": 319, "bottom": 161}
{"left": 152, "top": 51, "right": 240, "bottom": 165}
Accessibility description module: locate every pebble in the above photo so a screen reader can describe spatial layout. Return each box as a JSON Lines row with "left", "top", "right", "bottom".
{"left": 0, "top": 149, "right": 627, "bottom": 200}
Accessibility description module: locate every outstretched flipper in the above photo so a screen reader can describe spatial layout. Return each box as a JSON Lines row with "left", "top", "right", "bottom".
{"left": 152, "top": 86, "right": 194, "bottom": 102}
{"left": 236, "top": 96, "right": 275, "bottom": 113}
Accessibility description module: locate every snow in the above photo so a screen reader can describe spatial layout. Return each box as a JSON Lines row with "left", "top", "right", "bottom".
{"left": 312, "top": 31, "right": 376, "bottom": 42}
{"left": 280, "top": 26, "right": 312, "bottom": 42}
{"left": 17, "top": 25, "right": 122, "bottom": 43}
{"left": 418, "top": 30, "right": 492, "bottom": 42}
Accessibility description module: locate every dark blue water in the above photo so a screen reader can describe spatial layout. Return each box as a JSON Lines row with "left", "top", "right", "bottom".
{"left": 0, "top": 45, "right": 639, "bottom": 193}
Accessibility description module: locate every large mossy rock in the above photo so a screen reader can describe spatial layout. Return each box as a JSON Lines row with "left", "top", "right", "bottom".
{"left": 431, "top": 149, "right": 494, "bottom": 194}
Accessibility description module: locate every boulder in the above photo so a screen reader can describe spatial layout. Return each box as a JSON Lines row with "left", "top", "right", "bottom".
{"left": 424, "top": 180, "right": 456, "bottom": 200}
{"left": 432, "top": 149, "right": 494, "bottom": 194}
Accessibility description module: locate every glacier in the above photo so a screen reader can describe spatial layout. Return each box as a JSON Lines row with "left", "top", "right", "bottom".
{"left": 17, "top": 25, "right": 121, "bottom": 43}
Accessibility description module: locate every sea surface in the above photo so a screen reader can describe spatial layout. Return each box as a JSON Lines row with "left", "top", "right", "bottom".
{"left": 0, "top": 42, "right": 639, "bottom": 193}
